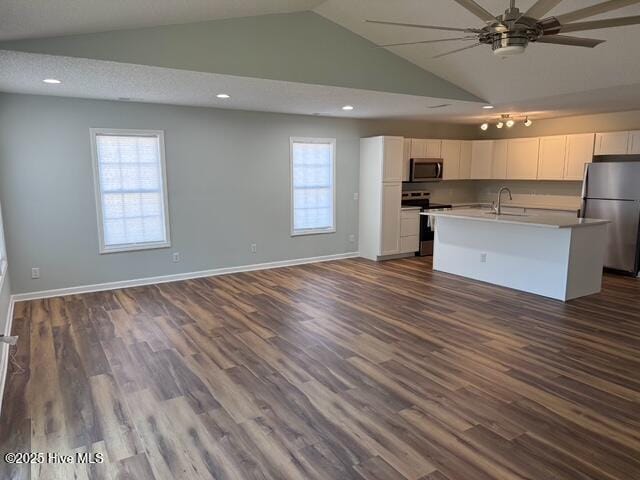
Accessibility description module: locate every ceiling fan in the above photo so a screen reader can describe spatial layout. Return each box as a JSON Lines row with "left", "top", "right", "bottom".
{"left": 367, "top": 0, "right": 640, "bottom": 58}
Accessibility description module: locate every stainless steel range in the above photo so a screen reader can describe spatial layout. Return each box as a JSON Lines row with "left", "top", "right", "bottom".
{"left": 401, "top": 191, "right": 451, "bottom": 256}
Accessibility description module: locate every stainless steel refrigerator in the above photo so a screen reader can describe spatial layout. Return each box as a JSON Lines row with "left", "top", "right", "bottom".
{"left": 581, "top": 159, "right": 640, "bottom": 275}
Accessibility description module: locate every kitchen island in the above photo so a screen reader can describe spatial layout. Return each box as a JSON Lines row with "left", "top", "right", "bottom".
{"left": 422, "top": 209, "right": 610, "bottom": 301}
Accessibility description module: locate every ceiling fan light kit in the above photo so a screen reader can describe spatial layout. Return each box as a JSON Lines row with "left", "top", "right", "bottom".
{"left": 368, "top": 0, "right": 640, "bottom": 58}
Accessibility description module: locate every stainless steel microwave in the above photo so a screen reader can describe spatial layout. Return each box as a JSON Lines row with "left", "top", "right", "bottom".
{"left": 410, "top": 158, "right": 443, "bottom": 182}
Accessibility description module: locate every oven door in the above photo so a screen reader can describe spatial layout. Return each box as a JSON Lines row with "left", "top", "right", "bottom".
{"left": 410, "top": 159, "right": 443, "bottom": 182}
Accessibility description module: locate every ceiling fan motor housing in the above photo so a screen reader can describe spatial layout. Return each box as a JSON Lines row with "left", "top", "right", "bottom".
{"left": 491, "top": 32, "right": 529, "bottom": 55}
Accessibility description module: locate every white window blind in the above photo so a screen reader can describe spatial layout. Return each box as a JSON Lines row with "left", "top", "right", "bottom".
{"left": 291, "top": 138, "right": 336, "bottom": 235}
{"left": 91, "top": 129, "right": 170, "bottom": 253}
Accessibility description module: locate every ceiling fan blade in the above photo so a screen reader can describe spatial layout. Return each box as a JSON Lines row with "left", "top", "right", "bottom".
{"left": 555, "top": 0, "right": 640, "bottom": 24}
{"left": 559, "top": 15, "right": 640, "bottom": 33}
{"left": 365, "top": 20, "right": 481, "bottom": 33}
{"left": 433, "top": 42, "right": 482, "bottom": 58}
{"left": 452, "top": 0, "right": 496, "bottom": 22}
{"left": 536, "top": 34, "right": 605, "bottom": 47}
{"left": 525, "top": 0, "right": 563, "bottom": 19}
{"left": 376, "top": 37, "right": 477, "bottom": 48}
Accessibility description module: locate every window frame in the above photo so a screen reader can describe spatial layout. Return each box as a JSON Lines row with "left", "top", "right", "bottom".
{"left": 290, "top": 137, "right": 337, "bottom": 237}
{"left": 90, "top": 128, "right": 171, "bottom": 254}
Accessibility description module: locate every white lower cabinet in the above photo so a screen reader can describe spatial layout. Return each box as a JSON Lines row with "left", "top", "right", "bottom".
{"left": 399, "top": 209, "right": 420, "bottom": 254}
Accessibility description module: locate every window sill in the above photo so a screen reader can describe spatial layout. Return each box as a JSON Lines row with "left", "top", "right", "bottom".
{"left": 99, "top": 241, "right": 171, "bottom": 254}
{"left": 291, "top": 228, "right": 336, "bottom": 237}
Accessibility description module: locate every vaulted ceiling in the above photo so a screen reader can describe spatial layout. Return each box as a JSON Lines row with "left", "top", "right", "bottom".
{"left": 1, "top": 0, "right": 640, "bottom": 122}
{"left": 316, "top": 0, "right": 640, "bottom": 120}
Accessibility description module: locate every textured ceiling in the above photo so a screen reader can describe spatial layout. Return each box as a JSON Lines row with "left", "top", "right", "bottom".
{"left": 0, "top": 0, "right": 325, "bottom": 40}
{"left": 315, "top": 0, "right": 640, "bottom": 112}
{"left": 0, "top": 51, "right": 484, "bottom": 121}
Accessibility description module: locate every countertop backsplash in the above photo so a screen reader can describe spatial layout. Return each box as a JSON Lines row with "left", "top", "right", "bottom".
{"left": 402, "top": 180, "right": 582, "bottom": 211}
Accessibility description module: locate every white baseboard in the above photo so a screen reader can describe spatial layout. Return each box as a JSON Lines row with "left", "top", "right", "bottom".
{"left": 11, "top": 251, "right": 360, "bottom": 302}
{"left": 0, "top": 295, "right": 16, "bottom": 419}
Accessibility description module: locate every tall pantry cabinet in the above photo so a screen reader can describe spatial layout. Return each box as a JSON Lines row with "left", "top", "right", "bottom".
{"left": 359, "top": 136, "right": 406, "bottom": 260}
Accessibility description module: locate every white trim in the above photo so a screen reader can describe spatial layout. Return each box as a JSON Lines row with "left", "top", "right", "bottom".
{"left": 90, "top": 128, "right": 172, "bottom": 254}
{"left": 290, "top": 137, "right": 337, "bottom": 237}
{"left": 11, "top": 252, "right": 360, "bottom": 302}
{"left": 0, "top": 295, "right": 16, "bottom": 419}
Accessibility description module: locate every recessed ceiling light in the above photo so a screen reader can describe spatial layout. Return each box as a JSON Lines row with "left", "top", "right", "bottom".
{"left": 342, "top": 105, "right": 354, "bottom": 111}
{"left": 43, "top": 78, "right": 61, "bottom": 84}
{"left": 216, "top": 93, "right": 230, "bottom": 99}
{"left": 482, "top": 105, "right": 494, "bottom": 109}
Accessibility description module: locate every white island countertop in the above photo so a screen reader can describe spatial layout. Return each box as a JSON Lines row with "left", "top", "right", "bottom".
{"left": 421, "top": 208, "right": 609, "bottom": 229}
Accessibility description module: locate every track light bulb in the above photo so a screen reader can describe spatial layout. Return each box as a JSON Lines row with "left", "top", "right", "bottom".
{"left": 524, "top": 117, "right": 532, "bottom": 127}
{"left": 480, "top": 123, "right": 489, "bottom": 131}
{"left": 496, "top": 121, "right": 504, "bottom": 129}
{"left": 506, "top": 119, "right": 515, "bottom": 128}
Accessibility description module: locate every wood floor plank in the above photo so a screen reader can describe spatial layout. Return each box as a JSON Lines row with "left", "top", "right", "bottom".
{"left": 1, "top": 256, "right": 639, "bottom": 479}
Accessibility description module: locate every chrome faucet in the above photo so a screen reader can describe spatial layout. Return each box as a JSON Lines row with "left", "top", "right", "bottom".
{"left": 495, "top": 186, "right": 512, "bottom": 215}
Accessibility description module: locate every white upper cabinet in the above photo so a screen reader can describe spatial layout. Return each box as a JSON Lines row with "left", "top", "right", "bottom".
{"left": 425, "top": 139, "right": 442, "bottom": 158}
{"left": 402, "top": 137, "right": 412, "bottom": 182}
{"left": 441, "top": 140, "right": 461, "bottom": 180}
{"left": 628, "top": 130, "right": 640, "bottom": 154}
{"left": 459, "top": 141, "right": 472, "bottom": 179}
{"left": 538, "top": 135, "right": 567, "bottom": 180}
{"left": 594, "top": 131, "right": 629, "bottom": 155}
{"left": 470, "top": 140, "right": 494, "bottom": 179}
{"left": 507, "top": 138, "right": 539, "bottom": 180}
{"left": 491, "top": 139, "right": 508, "bottom": 179}
{"left": 564, "top": 133, "right": 595, "bottom": 180}
{"left": 410, "top": 138, "right": 442, "bottom": 158}
{"left": 382, "top": 136, "right": 404, "bottom": 183}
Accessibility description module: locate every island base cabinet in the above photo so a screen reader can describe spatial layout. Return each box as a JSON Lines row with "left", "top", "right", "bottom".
{"left": 432, "top": 217, "right": 607, "bottom": 301}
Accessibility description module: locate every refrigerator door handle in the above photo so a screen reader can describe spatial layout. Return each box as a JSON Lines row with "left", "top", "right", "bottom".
{"left": 580, "top": 163, "right": 589, "bottom": 218}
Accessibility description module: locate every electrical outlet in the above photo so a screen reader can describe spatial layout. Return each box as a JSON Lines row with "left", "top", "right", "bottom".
{"left": 348, "top": 234, "right": 356, "bottom": 243}
{"left": 31, "top": 267, "right": 40, "bottom": 279}
{"left": 172, "top": 252, "right": 180, "bottom": 263}
{"left": 250, "top": 243, "right": 257, "bottom": 253}
{"left": 480, "top": 253, "right": 487, "bottom": 263}
{"left": 353, "top": 192, "right": 359, "bottom": 201}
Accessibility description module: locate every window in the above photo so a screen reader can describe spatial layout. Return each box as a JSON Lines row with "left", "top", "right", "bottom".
{"left": 290, "top": 137, "right": 336, "bottom": 236}
{"left": 90, "top": 129, "right": 171, "bottom": 253}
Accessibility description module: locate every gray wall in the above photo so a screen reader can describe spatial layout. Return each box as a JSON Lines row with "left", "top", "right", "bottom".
{"left": 0, "top": 93, "right": 477, "bottom": 294}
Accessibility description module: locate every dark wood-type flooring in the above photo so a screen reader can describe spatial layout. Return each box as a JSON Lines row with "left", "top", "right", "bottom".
{"left": 1, "top": 256, "right": 640, "bottom": 479}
